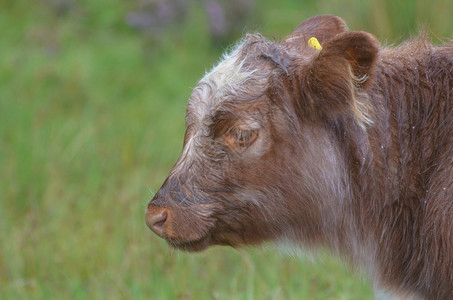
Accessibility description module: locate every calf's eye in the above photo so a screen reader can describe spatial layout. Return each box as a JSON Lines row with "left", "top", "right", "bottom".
{"left": 225, "top": 128, "right": 258, "bottom": 148}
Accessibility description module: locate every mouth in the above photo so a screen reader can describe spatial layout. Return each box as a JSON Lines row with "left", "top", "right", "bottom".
{"left": 147, "top": 199, "right": 221, "bottom": 252}
{"left": 146, "top": 206, "right": 217, "bottom": 252}
{"left": 165, "top": 235, "right": 212, "bottom": 252}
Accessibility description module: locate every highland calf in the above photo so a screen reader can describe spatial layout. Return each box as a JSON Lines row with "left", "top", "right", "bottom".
{"left": 146, "top": 15, "right": 453, "bottom": 299}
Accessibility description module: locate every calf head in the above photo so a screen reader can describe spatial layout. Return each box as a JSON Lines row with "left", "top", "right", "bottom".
{"left": 146, "top": 15, "right": 379, "bottom": 252}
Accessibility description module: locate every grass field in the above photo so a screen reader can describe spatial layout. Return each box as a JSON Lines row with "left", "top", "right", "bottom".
{"left": 2, "top": 0, "right": 453, "bottom": 299}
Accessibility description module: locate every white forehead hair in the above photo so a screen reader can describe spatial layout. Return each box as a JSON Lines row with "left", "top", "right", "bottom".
{"left": 188, "top": 35, "right": 274, "bottom": 122}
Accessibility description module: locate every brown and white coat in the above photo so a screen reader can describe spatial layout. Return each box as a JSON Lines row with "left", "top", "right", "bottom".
{"left": 146, "top": 15, "right": 453, "bottom": 299}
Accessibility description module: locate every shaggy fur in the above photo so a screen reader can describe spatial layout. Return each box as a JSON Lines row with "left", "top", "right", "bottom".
{"left": 146, "top": 15, "right": 453, "bottom": 299}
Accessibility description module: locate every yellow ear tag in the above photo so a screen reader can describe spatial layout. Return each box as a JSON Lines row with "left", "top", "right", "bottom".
{"left": 308, "top": 37, "right": 322, "bottom": 50}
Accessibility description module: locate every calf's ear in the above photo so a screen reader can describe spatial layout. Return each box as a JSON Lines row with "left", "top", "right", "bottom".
{"left": 291, "top": 14, "right": 348, "bottom": 43}
{"left": 283, "top": 15, "right": 348, "bottom": 50}
{"left": 304, "top": 31, "right": 379, "bottom": 125}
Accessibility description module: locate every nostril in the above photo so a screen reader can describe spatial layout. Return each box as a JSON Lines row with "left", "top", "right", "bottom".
{"left": 152, "top": 212, "right": 167, "bottom": 229}
{"left": 145, "top": 207, "right": 168, "bottom": 237}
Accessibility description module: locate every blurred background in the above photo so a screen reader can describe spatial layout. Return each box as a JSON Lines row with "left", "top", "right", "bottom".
{"left": 1, "top": 0, "right": 453, "bottom": 299}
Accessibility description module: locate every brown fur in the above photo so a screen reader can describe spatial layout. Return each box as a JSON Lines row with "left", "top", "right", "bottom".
{"left": 146, "top": 15, "right": 453, "bottom": 299}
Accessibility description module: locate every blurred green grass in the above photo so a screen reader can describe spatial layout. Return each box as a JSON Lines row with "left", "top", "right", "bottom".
{"left": 1, "top": 0, "right": 453, "bottom": 299}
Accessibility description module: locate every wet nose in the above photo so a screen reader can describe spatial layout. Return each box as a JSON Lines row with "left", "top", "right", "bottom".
{"left": 146, "top": 203, "right": 168, "bottom": 237}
